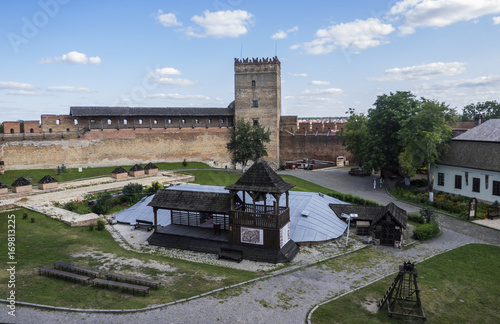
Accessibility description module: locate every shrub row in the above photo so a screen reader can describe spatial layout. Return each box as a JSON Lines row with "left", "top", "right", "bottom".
{"left": 327, "top": 192, "right": 381, "bottom": 206}
{"left": 413, "top": 221, "right": 440, "bottom": 241}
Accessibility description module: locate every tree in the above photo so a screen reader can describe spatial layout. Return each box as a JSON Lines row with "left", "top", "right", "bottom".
{"left": 462, "top": 100, "right": 500, "bottom": 121}
{"left": 226, "top": 118, "right": 271, "bottom": 172}
{"left": 343, "top": 108, "right": 369, "bottom": 167}
{"left": 363, "top": 91, "right": 420, "bottom": 173}
{"left": 91, "top": 193, "right": 113, "bottom": 215}
{"left": 121, "top": 183, "right": 144, "bottom": 204}
{"left": 398, "top": 99, "right": 453, "bottom": 188}
{"left": 0, "top": 123, "right": 3, "bottom": 133}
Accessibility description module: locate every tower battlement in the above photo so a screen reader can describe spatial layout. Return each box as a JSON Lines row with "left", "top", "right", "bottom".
{"left": 234, "top": 56, "right": 280, "bottom": 65}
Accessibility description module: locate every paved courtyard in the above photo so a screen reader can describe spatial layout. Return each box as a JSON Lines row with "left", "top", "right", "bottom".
{"left": 1, "top": 167, "right": 499, "bottom": 324}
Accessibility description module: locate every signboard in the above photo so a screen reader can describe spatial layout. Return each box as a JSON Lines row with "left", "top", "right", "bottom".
{"left": 240, "top": 227, "right": 263, "bottom": 245}
{"left": 280, "top": 222, "right": 291, "bottom": 248}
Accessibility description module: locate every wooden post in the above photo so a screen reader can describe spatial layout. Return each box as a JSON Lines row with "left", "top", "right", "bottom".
{"left": 153, "top": 207, "right": 158, "bottom": 231}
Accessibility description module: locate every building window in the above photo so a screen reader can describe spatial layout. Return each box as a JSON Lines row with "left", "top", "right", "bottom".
{"left": 437, "top": 173, "right": 444, "bottom": 186}
{"left": 455, "top": 175, "right": 462, "bottom": 189}
{"left": 253, "top": 118, "right": 259, "bottom": 126}
{"left": 30, "top": 128, "right": 34, "bottom": 133}
{"left": 56, "top": 119, "right": 60, "bottom": 125}
{"left": 493, "top": 181, "right": 500, "bottom": 196}
{"left": 472, "top": 178, "right": 480, "bottom": 193}
{"left": 107, "top": 119, "right": 112, "bottom": 125}
{"left": 252, "top": 100, "right": 258, "bottom": 107}
{"left": 123, "top": 119, "right": 128, "bottom": 125}
{"left": 139, "top": 119, "right": 143, "bottom": 125}
{"left": 251, "top": 80, "right": 256, "bottom": 87}
{"left": 154, "top": 119, "right": 158, "bottom": 124}
{"left": 49, "top": 128, "right": 52, "bottom": 133}
{"left": 74, "top": 119, "right": 78, "bottom": 125}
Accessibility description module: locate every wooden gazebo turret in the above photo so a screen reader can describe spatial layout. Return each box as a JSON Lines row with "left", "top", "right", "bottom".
{"left": 224, "top": 159, "right": 295, "bottom": 249}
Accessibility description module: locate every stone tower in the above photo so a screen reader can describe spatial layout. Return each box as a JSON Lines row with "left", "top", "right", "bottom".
{"left": 234, "top": 57, "right": 281, "bottom": 168}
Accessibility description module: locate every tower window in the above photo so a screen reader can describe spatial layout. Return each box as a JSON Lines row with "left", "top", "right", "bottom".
{"left": 56, "top": 119, "right": 61, "bottom": 125}
{"left": 252, "top": 100, "right": 258, "bottom": 107}
{"left": 251, "top": 80, "right": 256, "bottom": 87}
{"left": 253, "top": 118, "right": 259, "bottom": 126}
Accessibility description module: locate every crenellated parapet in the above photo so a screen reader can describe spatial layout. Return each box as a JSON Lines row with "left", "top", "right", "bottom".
{"left": 234, "top": 56, "right": 280, "bottom": 66}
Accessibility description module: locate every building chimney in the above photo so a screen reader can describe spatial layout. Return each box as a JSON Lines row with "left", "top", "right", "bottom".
{"left": 474, "top": 114, "right": 483, "bottom": 127}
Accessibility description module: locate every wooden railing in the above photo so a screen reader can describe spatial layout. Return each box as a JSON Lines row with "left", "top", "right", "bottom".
{"left": 231, "top": 204, "right": 289, "bottom": 229}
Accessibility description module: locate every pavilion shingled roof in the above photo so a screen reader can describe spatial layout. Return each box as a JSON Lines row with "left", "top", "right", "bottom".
{"left": 112, "top": 166, "right": 128, "bottom": 174}
{"left": 12, "top": 177, "right": 31, "bottom": 187}
{"left": 129, "top": 164, "right": 144, "bottom": 172}
{"left": 372, "top": 202, "right": 407, "bottom": 229}
{"left": 144, "top": 162, "right": 158, "bottom": 170}
{"left": 0, "top": 182, "right": 7, "bottom": 189}
{"left": 38, "top": 174, "right": 58, "bottom": 184}
{"left": 330, "top": 202, "right": 407, "bottom": 229}
{"left": 225, "top": 159, "right": 295, "bottom": 194}
{"left": 148, "top": 190, "right": 237, "bottom": 214}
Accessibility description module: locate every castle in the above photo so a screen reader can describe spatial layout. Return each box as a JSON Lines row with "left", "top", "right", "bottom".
{"left": 0, "top": 57, "right": 351, "bottom": 170}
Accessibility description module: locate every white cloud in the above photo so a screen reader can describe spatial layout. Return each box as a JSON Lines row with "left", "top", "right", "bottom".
{"left": 311, "top": 80, "right": 331, "bottom": 85}
{"left": 297, "top": 18, "right": 394, "bottom": 55}
{"left": 493, "top": 16, "right": 500, "bottom": 24}
{"left": 148, "top": 67, "right": 196, "bottom": 86}
{"left": 147, "top": 93, "right": 210, "bottom": 100}
{"left": 148, "top": 67, "right": 182, "bottom": 78}
{"left": 190, "top": 10, "right": 254, "bottom": 38}
{"left": 289, "top": 72, "right": 308, "bottom": 77}
{"left": 47, "top": 86, "right": 95, "bottom": 93}
{"left": 271, "top": 26, "right": 298, "bottom": 39}
{"left": 370, "top": 62, "right": 467, "bottom": 81}
{"left": 154, "top": 77, "right": 197, "bottom": 86}
{"left": 40, "top": 51, "right": 101, "bottom": 65}
{"left": 0, "top": 81, "right": 35, "bottom": 90}
{"left": 391, "top": 0, "right": 500, "bottom": 33}
{"left": 7, "top": 90, "right": 49, "bottom": 96}
{"left": 289, "top": 44, "right": 301, "bottom": 50}
{"left": 300, "top": 88, "right": 344, "bottom": 95}
{"left": 156, "top": 10, "right": 182, "bottom": 27}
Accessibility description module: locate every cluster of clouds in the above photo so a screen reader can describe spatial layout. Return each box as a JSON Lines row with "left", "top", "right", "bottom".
{"left": 156, "top": 9, "right": 254, "bottom": 38}
{"left": 292, "top": 0, "right": 500, "bottom": 55}
{"left": 40, "top": 51, "right": 101, "bottom": 65}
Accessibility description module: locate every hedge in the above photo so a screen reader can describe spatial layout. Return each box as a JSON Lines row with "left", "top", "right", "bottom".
{"left": 413, "top": 221, "right": 440, "bottom": 241}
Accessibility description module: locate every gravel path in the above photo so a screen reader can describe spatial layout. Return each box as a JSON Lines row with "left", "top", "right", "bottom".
{"left": 1, "top": 168, "right": 498, "bottom": 324}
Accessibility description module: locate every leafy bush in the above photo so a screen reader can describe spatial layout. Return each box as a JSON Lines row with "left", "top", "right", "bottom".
{"left": 96, "top": 219, "right": 105, "bottom": 231}
{"left": 408, "top": 212, "right": 425, "bottom": 224}
{"left": 420, "top": 206, "right": 436, "bottom": 223}
{"left": 413, "top": 221, "right": 440, "bottom": 240}
{"left": 410, "top": 179, "right": 428, "bottom": 187}
{"left": 121, "top": 183, "right": 143, "bottom": 204}
{"left": 91, "top": 193, "right": 113, "bottom": 215}
{"left": 145, "top": 181, "right": 163, "bottom": 195}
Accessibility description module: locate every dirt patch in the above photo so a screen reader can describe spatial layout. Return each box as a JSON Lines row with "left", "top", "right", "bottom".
{"left": 361, "top": 298, "right": 379, "bottom": 314}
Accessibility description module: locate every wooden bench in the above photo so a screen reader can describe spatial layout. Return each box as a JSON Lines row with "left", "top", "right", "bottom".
{"left": 92, "top": 278, "right": 150, "bottom": 296}
{"left": 134, "top": 219, "right": 154, "bottom": 231}
{"left": 106, "top": 272, "right": 161, "bottom": 288}
{"left": 217, "top": 247, "right": 243, "bottom": 263}
{"left": 39, "top": 267, "right": 91, "bottom": 284}
{"left": 487, "top": 207, "right": 500, "bottom": 220}
{"left": 54, "top": 261, "right": 101, "bottom": 278}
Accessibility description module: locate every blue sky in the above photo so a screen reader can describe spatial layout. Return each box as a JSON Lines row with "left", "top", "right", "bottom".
{"left": 1, "top": 0, "right": 500, "bottom": 123}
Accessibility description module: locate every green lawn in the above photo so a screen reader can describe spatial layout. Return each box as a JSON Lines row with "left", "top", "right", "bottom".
{"left": 311, "top": 244, "right": 500, "bottom": 324}
{"left": 0, "top": 161, "right": 210, "bottom": 188}
{"left": 0, "top": 208, "right": 258, "bottom": 309}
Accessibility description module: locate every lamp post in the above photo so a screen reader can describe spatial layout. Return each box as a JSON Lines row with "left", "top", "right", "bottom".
{"left": 345, "top": 213, "right": 358, "bottom": 247}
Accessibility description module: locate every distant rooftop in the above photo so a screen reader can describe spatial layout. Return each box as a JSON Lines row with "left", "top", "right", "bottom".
{"left": 454, "top": 118, "right": 500, "bottom": 142}
{"left": 70, "top": 106, "right": 234, "bottom": 117}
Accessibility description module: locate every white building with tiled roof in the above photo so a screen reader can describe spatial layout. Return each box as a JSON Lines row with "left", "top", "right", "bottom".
{"left": 430, "top": 118, "right": 500, "bottom": 203}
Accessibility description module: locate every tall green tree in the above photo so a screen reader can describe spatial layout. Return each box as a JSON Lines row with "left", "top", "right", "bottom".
{"left": 226, "top": 118, "right": 271, "bottom": 172}
{"left": 363, "top": 91, "right": 420, "bottom": 173}
{"left": 399, "top": 99, "right": 454, "bottom": 188}
{"left": 462, "top": 100, "right": 500, "bottom": 121}
{"left": 343, "top": 108, "right": 369, "bottom": 167}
